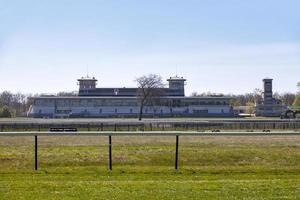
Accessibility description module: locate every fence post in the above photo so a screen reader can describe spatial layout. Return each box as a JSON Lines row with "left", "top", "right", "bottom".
{"left": 101, "top": 123, "right": 104, "bottom": 131}
{"left": 109, "top": 135, "right": 112, "bottom": 170}
{"left": 35, "top": 135, "right": 38, "bottom": 170}
{"left": 175, "top": 135, "right": 179, "bottom": 170}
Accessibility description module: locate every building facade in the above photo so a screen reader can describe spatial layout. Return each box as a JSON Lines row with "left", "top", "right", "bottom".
{"left": 27, "top": 76, "right": 234, "bottom": 118}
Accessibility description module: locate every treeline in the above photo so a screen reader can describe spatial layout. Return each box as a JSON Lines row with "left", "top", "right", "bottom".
{"left": 0, "top": 91, "right": 77, "bottom": 118}
{"left": 0, "top": 91, "right": 31, "bottom": 117}
{"left": 192, "top": 90, "right": 297, "bottom": 107}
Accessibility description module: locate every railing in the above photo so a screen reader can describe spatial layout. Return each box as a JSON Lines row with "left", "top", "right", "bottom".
{"left": 1, "top": 120, "right": 300, "bottom": 132}
{"left": 1, "top": 131, "right": 300, "bottom": 171}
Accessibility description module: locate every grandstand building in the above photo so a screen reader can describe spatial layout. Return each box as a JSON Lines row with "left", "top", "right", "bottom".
{"left": 27, "top": 75, "right": 234, "bottom": 118}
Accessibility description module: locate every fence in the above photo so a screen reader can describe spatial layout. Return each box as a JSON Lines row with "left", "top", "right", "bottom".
{"left": 1, "top": 120, "right": 300, "bottom": 132}
{"left": 1, "top": 131, "right": 300, "bottom": 171}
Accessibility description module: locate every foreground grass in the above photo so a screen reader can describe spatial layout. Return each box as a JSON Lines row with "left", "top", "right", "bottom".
{"left": 0, "top": 136, "right": 300, "bottom": 199}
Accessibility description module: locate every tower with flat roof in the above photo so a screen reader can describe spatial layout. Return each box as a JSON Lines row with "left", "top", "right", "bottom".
{"left": 167, "top": 76, "right": 187, "bottom": 96}
{"left": 263, "top": 78, "right": 273, "bottom": 106}
{"left": 78, "top": 76, "right": 98, "bottom": 90}
{"left": 255, "top": 78, "right": 286, "bottom": 117}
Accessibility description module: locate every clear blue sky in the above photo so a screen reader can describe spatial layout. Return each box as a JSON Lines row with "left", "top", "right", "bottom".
{"left": 0, "top": 0, "right": 299, "bottom": 95}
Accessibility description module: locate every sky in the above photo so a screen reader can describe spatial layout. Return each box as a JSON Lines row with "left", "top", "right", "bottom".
{"left": 0, "top": 0, "right": 300, "bottom": 95}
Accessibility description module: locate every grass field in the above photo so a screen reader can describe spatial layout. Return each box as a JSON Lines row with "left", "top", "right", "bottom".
{"left": 0, "top": 136, "right": 300, "bottom": 199}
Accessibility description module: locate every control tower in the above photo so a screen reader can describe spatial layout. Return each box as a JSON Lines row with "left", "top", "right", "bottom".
{"left": 78, "top": 76, "right": 98, "bottom": 90}
{"left": 167, "top": 76, "right": 187, "bottom": 96}
{"left": 263, "top": 78, "right": 273, "bottom": 106}
{"left": 255, "top": 78, "right": 286, "bottom": 117}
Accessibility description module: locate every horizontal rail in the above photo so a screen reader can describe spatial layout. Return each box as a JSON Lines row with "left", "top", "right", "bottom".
{"left": 2, "top": 131, "right": 300, "bottom": 171}
{"left": 1, "top": 131, "right": 300, "bottom": 137}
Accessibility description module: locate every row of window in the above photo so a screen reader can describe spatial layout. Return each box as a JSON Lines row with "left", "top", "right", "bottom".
{"left": 54, "top": 108, "right": 225, "bottom": 114}
{"left": 35, "top": 99, "right": 229, "bottom": 107}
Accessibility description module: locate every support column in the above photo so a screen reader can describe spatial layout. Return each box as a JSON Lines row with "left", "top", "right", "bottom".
{"left": 109, "top": 136, "right": 112, "bottom": 170}
{"left": 175, "top": 135, "right": 179, "bottom": 170}
{"left": 35, "top": 136, "right": 38, "bottom": 170}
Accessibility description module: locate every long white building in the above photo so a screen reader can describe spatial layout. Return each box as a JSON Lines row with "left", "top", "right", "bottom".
{"left": 28, "top": 75, "right": 234, "bottom": 118}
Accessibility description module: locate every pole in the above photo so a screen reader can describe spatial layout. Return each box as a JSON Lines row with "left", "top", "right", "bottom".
{"left": 175, "top": 135, "right": 179, "bottom": 170}
{"left": 109, "top": 135, "right": 112, "bottom": 170}
{"left": 35, "top": 135, "right": 38, "bottom": 170}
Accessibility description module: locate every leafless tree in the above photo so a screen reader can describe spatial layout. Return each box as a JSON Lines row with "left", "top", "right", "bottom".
{"left": 135, "top": 74, "right": 165, "bottom": 121}
{"left": 191, "top": 91, "right": 224, "bottom": 97}
{"left": 253, "top": 88, "right": 263, "bottom": 104}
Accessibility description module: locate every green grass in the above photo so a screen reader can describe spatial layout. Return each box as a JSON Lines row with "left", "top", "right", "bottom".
{"left": 0, "top": 136, "right": 300, "bottom": 199}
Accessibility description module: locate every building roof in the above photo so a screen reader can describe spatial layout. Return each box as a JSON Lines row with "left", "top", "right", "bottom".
{"left": 77, "top": 76, "right": 98, "bottom": 81}
{"left": 167, "top": 75, "right": 187, "bottom": 81}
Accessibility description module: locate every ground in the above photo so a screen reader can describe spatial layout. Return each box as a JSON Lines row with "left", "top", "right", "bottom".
{"left": 0, "top": 135, "right": 300, "bottom": 199}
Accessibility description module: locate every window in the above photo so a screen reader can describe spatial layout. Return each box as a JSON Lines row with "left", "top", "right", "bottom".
{"left": 193, "top": 109, "right": 208, "bottom": 114}
{"left": 115, "top": 109, "right": 118, "bottom": 113}
{"left": 130, "top": 108, "right": 133, "bottom": 113}
{"left": 99, "top": 109, "right": 102, "bottom": 114}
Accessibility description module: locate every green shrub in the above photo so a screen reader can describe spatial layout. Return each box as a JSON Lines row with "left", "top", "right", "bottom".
{"left": 0, "top": 106, "right": 12, "bottom": 118}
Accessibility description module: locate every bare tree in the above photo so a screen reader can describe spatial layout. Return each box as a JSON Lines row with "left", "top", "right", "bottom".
{"left": 277, "top": 92, "right": 296, "bottom": 106}
{"left": 191, "top": 91, "right": 224, "bottom": 97}
{"left": 294, "top": 82, "right": 300, "bottom": 107}
{"left": 253, "top": 88, "right": 263, "bottom": 104}
{"left": 135, "top": 74, "right": 165, "bottom": 121}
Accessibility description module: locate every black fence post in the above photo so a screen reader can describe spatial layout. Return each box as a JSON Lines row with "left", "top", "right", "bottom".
{"left": 109, "top": 135, "right": 112, "bottom": 170}
{"left": 101, "top": 123, "right": 104, "bottom": 131}
{"left": 35, "top": 135, "right": 38, "bottom": 171}
{"left": 175, "top": 135, "right": 179, "bottom": 170}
